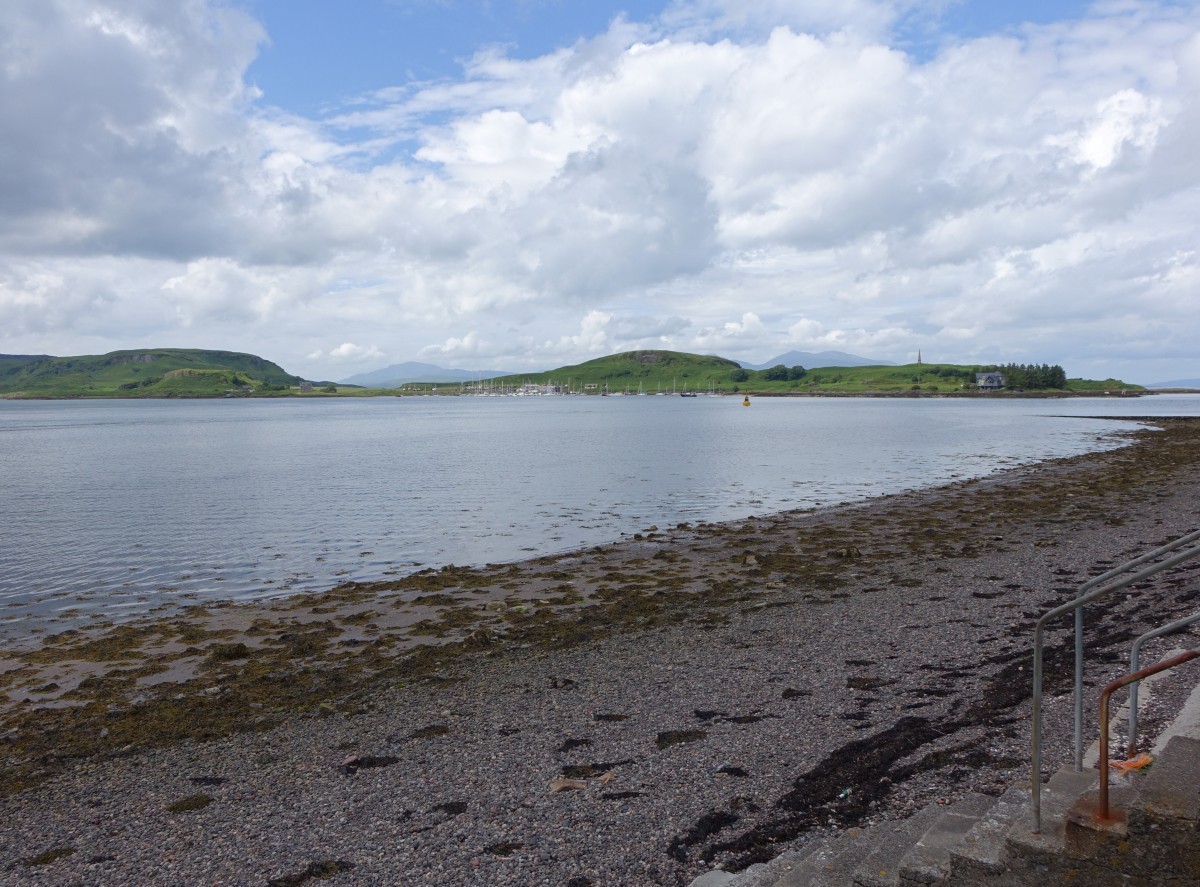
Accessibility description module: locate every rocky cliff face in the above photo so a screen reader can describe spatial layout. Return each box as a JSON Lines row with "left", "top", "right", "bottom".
{"left": 112, "top": 353, "right": 162, "bottom": 365}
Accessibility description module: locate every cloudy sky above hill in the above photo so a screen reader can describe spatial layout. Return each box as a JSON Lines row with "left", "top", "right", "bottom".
{"left": 1, "top": 0, "right": 1198, "bottom": 384}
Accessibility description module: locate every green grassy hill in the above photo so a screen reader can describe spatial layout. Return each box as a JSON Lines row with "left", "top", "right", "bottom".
{"left": 493, "top": 351, "right": 1142, "bottom": 395}
{"left": 0, "top": 349, "right": 301, "bottom": 397}
{"left": 494, "top": 350, "right": 743, "bottom": 393}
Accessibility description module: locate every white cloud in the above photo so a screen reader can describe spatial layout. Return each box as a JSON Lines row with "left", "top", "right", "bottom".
{"left": 419, "top": 331, "right": 483, "bottom": 359}
{"left": 2, "top": 1, "right": 1200, "bottom": 383}
{"left": 690, "top": 312, "right": 767, "bottom": 350}
{"left": 549, "top": 309, "right": 614, "bottom": 355}
{"left": 327, "top": 342, "right": 385, "bottom": 362}
{"left": 1052, "top": 88, "right": 1167, "bottom": 170}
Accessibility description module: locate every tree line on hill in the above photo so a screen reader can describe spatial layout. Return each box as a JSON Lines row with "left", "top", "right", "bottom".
{"left": 988, "top": 363, "right": 1068, "bottom": 390}
{"left": 716, "top": 360, "right": 1072, "bottom": 391}
{"left": 730, "top": 365, "right": 808, "bottom": 382}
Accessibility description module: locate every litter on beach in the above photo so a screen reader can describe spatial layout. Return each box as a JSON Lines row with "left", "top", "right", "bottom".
{"left": 1109, "top": 752, "right": 1154, "bottom": 773}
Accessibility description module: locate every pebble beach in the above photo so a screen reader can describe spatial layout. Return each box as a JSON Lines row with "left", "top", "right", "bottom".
{"left": 4, "top": 417, "right": 1200, "bottom": 887}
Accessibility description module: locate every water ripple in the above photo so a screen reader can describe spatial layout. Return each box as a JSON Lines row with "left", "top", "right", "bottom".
{"left": 2, "top": 394, "right": 1196, "bottom": 638}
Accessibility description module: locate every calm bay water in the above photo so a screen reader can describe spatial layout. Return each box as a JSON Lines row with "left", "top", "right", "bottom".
{"left": 3, "top": 394, "right": 1199, "bottom": 638}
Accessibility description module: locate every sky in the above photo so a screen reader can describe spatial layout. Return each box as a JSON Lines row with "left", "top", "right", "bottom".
{"left": 2, "top": 1, "right": 1199, "bottom": 385}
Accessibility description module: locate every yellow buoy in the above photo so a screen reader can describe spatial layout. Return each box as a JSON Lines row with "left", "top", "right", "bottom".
{"left": 742, "top": 396, "right": 750, "bottom": 406}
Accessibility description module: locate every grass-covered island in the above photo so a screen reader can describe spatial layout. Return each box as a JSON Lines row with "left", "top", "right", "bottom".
{"left": 0, "top": 348, "right": 1144, "bottom": 398}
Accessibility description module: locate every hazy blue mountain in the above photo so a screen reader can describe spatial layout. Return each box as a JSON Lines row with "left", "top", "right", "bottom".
{"left": 740, "top": 350, "right": 896, "bottom": 370}
{"left": 1146, "top": 379, "right": 1200, "bottom": 389}
{"left": 341, "top": 361, "right": 520, "bottom": 387}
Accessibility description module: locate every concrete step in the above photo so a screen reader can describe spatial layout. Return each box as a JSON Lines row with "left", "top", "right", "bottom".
{"left": 769, "top": 825, "right": 879, "bottom": 886}
{"left": 688, "top": 830, "right": 832, "bottom": 887}
{"left": 1132, "top": 734, "right": 1200, "bottom": 821}
{"left": 851, "top": 805, "right": 946, "bottom": 887}
{"left": 1004, "top": 764, "right": 1097, "bottom": 863}
{"left": 946, "top": 785, "right": 1028, "bottom": 880}
{"left": 896, "top": 793, "right": 996, "bottom": 885}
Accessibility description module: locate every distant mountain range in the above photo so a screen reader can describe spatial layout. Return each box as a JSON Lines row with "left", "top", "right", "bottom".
{"left": 340, "top": 361, "right": 519, "bottom": 387}
{"left": 345, "top": 351, "right": 894, "bottom": 387}
{"left": 1146, "top": 379, "right": 1200, "bottom": 389}
{"left": 737, "top": 350, "right": 896, "bottom": 370}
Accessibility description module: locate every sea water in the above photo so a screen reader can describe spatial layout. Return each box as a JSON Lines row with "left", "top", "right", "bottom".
{"left": 2, "top": 394, "right": 1198, "bottom": 638}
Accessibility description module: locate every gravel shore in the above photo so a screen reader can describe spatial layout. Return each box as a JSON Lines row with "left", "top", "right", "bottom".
{"left": 3, "top": 418, "right": 1200, "bottom": 887}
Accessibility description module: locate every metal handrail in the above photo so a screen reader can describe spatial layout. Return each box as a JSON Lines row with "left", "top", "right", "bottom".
{"left": 1128, "top": 611, "right": 1200, "bottom": 753}
{"left": 1097, "top": 649, "right": 1200, "bottom": 820}
{"left": 1029, "top": 529, "right": 1200, "bottom": 832}
{"left": 1069, "top": 528, "right": 1200, "bottom": 767}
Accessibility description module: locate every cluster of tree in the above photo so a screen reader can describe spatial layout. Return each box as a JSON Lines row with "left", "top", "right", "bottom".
{"left": 118, "top": 376, "right": 162, "bottom": 389}
{"left": 991, "top": 363, "right": 1068, "bottom": 389}
{"left": 762, "top": 364, "right": 808, "bottom": 381}
{"left": 730, "top": 365, "right": 807, "bottom": 383}
{"left": 921, "top": 366, "right": 975, "bottom": 381}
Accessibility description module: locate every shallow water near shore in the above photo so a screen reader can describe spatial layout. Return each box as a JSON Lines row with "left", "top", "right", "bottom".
{"left": 2, "top": 393, "right": 1199, "bottom": 638}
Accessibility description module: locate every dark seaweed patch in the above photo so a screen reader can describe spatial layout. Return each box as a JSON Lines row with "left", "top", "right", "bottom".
{"left": 702, "top": 717, "right": 941, "bottom": 868}
{"left": 22, "top": 846, "right": 76, "bottom": 867}
{"left": 267, "top": 859, "right": 356, "bottom": 886}
{"left": 166, "top": 793, "right": 213, "bottom": 813}
{"left": 846, "top": 676, "right": 893, "bottom": 691}
{"left": 188, "top": 775, "right": 226, "bottom": 786}
{"left": 723, "top": 714, "right": 778, "bottom": 725}
{"left": 339, "top": 755, "right": 398, "bottom": 775}
{"left": 409, "top": 724, "right": 451, "bottom": 739}
{"left": 561, "top": 759, "right": 634, "bottom": 779}
{"left": 557, "top": 737, "right": 593, "bottom": 754}
{"left": 667, "top": 810, "right": 740, "bottom": 861}
{"left": 656, "top": 730, "right": 707, "bottom": 749}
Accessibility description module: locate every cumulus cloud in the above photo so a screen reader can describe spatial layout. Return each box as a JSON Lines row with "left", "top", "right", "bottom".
{"left": 419, "top": 331, "right": 484, "bottom": 360}
{"left": 549, "top": 310, "right": 614, "bottom": 356}
{"left": 2, "top": 0, "right": 1200, "bottom": 383}
{"left": 0, "top": 1, "right": 265, "bottom": 260}
{"left": 309, "top": 342, "right": 385, "bottom": 363}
